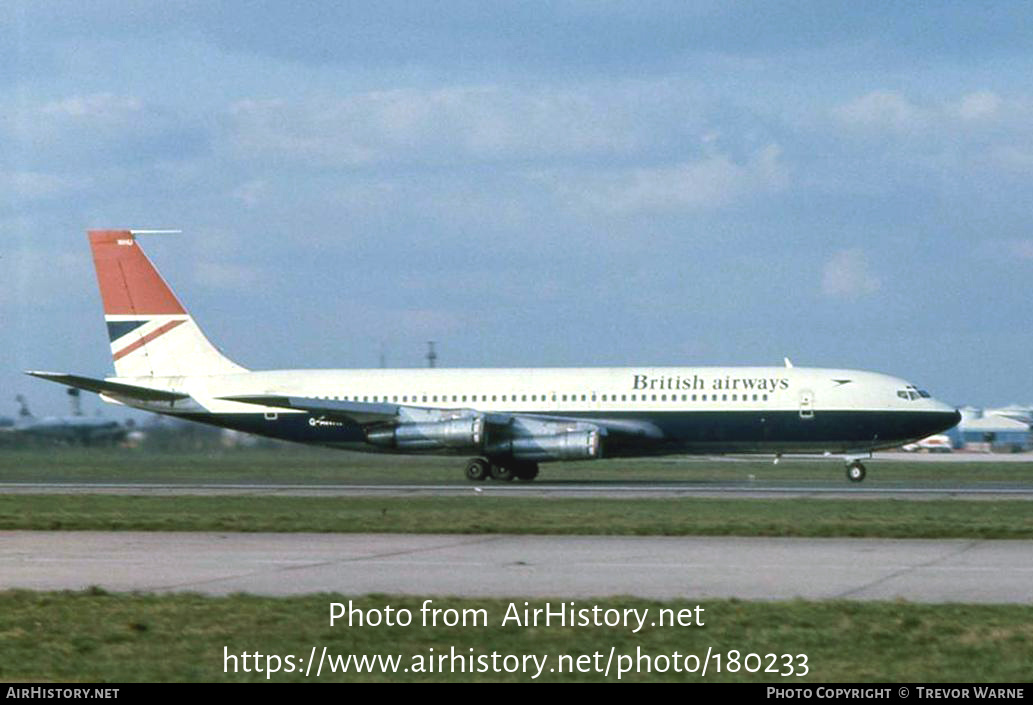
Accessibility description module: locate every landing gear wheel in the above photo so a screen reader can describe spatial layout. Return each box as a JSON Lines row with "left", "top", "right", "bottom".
{"left": 490, "top": 463, "right": 515, "bottom": 482}
{"left": 846, "top": 461, "right": 867, "bottom": 483}
{"left": 514, "top": 462, "right": 540, "bottom": 482}
{"left": 465, "top": 458, "right": 489, "bottom": 481}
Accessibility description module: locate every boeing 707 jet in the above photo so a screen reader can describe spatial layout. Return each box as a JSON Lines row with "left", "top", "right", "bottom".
{"left": 29, "top": 230, "right": 961, "bottom": 482}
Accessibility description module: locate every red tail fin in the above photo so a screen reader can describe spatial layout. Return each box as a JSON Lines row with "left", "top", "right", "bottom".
{"left": 87, "top": 230, "right": 245, "bottom": 378}
{"left": 88, "top": 230, "right": 185, "bottom": 315}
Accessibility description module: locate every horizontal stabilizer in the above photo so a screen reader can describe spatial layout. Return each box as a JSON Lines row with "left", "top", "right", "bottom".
{"left": 25, "top": 371, "right": 189, "bottom": 403}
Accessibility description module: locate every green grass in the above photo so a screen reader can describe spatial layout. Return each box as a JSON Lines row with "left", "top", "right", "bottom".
{"left": 2, "top": 446, "right": 1033, "bottom": 487}
{"left": 1, "top": 591, "right": 1030, "bottom": 682}
{"left": 3, "top": 494, "right": 1033, "bottom": 538}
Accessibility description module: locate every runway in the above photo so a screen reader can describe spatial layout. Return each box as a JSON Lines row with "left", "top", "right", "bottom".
{"left": 3, "top": 532, "right": 1031, "bottom": 603}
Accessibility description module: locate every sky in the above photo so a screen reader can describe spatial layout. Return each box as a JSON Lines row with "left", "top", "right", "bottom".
{"left": 2, "top": 1, "right": 1032, "bottom": 417}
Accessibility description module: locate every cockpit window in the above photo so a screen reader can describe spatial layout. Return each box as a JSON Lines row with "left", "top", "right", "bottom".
{"left": 899, "top": 387, "right": 931, "bottom": 401}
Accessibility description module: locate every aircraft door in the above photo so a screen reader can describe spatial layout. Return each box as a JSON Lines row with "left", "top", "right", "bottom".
{"left": 799, "top": 389, "right": 815, "bottom": 420}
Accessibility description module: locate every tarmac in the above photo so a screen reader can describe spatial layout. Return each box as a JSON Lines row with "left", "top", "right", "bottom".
{"left": 3, "top": 531, "right": 1031, "bottom": 603}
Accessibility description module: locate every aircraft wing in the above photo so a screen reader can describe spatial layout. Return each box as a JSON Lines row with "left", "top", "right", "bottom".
{"left": 221, "top": 394, "right": 664, "bottom": 440}
{"left": 220, "top": 395, "right": 402, "bottom": 424}
{"left": 25, "top": 372, "right": 190, "bottom": 403}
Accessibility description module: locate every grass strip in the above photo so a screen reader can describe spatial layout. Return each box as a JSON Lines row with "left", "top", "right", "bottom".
{"left": 2, "top": 448, "right": 1033, "bottom": 487}
{"left": 1, "top": 590, "right": 1030, "bottom": 682}
{"left": 3, "top": 494, "right": 1033, "bottom": 538}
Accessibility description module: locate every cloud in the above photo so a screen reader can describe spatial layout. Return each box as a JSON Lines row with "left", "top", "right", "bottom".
{"left": 1006, "top": 239, "right": 1033, "bottom": 260}
{"left": 989, "top": 146, "right": 1033, "bottom": 173}
{"left": 957, "top": 91, "right": 1001, "bottom": 121}
{"left": 2, "top": 93, "right": 207, "bottom": 169}
{"left": 821, "top": 249, "right": 881, "bottom": 298}
{"left": 223, "top": 86, "right": 646, "bottom": 168}
{"left": 230, "top": 180, "right": 269, "bottom": 208}
{"left": 0, "top": 171, "right": 89, "bottom": 200}
{"left": 833, "top": 89, "right": 1011, "bottom": 132}
{"left": 193, "top": 262, "right": 263, "bottom": 291}
{"left": 40, "top": 93, "right": 144, "bottom": 122}
{"left": 832, "top": 91, "right": 924, "bottom": 131}
{"left": 538, "top": 144, "right": 787, "bottom": 214}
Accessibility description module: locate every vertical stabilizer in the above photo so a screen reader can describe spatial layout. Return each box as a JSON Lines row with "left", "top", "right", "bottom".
{"left": 88, "top": 230, "right": 247, "bottom": 378}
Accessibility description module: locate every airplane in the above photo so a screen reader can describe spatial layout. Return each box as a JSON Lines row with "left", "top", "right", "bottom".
{"left": 4, "top": 390, "right": 127, "bottom": 446}
{"left": 27, "top": 229, "right": 961, "bottom": 483}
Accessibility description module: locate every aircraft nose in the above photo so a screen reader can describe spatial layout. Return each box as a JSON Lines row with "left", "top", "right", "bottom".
{"left": 933, "top": 405, "right": 961, "bottom": 431}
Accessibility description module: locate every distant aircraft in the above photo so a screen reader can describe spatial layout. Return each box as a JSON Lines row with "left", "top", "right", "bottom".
{"left": 28, "top": 230, "right": 960, "bottom": 482}
{"left": 6, "top": 390, "right": 126, "bottom": 446}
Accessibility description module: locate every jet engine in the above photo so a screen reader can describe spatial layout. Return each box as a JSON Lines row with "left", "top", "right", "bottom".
{"left": 365, "top": 415, "right": 485, "bottom": 451}
{"left": 486, "top": 428, "right": 600, "bottom": 461}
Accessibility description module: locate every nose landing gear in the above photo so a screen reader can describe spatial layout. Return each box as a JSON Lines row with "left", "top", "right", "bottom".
{"left": 846, "top": 460, "right": 867, "bottom": 483}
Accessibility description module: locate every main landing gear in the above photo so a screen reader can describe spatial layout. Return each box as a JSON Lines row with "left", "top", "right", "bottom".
{"left": 464, "top": 458, "right": 539, "bottom": 482}
{"left": 846, "top": 459, "right": 867, "bottom": 483}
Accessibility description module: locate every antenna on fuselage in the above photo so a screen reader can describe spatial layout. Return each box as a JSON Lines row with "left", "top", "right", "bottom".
{"left": 784, "top": 357, "right": 794, "bottom": 368}
{"left": 427, "top": 341, "right": 437, "bottom": 368}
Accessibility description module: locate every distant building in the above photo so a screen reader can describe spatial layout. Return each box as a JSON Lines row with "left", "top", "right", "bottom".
{"left": 948, "top": 406, "right": 1031, "bottom": 452}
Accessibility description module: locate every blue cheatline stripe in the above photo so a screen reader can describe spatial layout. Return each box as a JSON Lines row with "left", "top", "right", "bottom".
{"left": 106, "top": 320, "right": 149, "bottom": 342}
